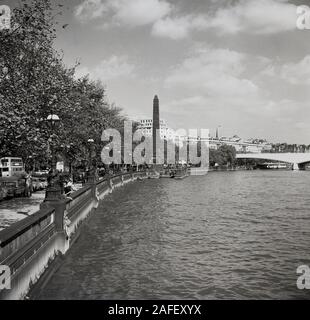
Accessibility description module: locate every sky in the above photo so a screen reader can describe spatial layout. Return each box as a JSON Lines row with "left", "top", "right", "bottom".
{"left": 4, "top": 0, "right": 310, "bottom": 143}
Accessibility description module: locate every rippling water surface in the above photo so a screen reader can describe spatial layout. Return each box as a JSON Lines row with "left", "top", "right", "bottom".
{"left": 38, "top": 171, "right": 310, "bottom": 299}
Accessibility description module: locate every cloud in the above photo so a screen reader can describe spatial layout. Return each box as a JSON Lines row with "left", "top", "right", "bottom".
{"left": 160, "top": 46, "right": 295, "bottom": 130}
{"left": 152, "top": 14, "right": 208, "bottom": 40}
{"left": 207, "top": 0, "right": 297, "bottom": 35}
{"left": 152, "top": 16, "right": 192, "bottom": 40}
{"left": 164, "top": 47, "right": 258, "bottom": 97}
{"left": 280, "top": 56, "right": 310, "bottom": 85}
{"left": 158, "top": 43, "right": 310, "bottom": 143}
{"left": 258, "top": 55, "right": 310, "bottom": 85}
{"left": 111, "top": 0, "right": 171, "bottom": 27}
{"left": 75, "top": 0, "right": 297, "bottom": 39}
{"left": 75, "top": 55, "right": 136, "bottom": 81}
{"left": 74, "top": 0, "right": 108, "bottom": 21}
{"left": 153, "top": 0, "right": 297, "bottom": 40}
{"left": 260, "top": 65, "right": 276, "bottom": 77}
{"left": 244, "top": 99, "right": 299, "bottom": 117}
{"left": 164, "top": 95, "right": 210, "bottom": 112}
{"left": 75, "top": 0, "right": 171, "bottom": 27}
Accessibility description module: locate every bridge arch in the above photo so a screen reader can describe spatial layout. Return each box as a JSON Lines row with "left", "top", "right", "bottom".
{"left": 236, "top": 153, "right": 310, "bottom": 170}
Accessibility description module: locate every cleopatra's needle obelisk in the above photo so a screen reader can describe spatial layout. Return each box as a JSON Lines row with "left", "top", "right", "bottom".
{"left": 152, "top": 95, "right": 160, "bottom": 164}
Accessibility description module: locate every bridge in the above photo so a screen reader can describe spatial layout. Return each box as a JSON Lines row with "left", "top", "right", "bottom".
{"left": 236, "top": 153, "right": 310, "bottom": 170}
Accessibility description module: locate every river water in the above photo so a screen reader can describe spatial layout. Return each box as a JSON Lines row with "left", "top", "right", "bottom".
{"left": 37, "top": 171, "right": 310, "bottom": 300}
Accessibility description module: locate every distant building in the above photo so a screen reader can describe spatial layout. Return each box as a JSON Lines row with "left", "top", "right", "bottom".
{"left": 211, "top": 136, "right": 272, "bottom": 153}
{"left": 137, "top": 117, "right": 275, "bottom": 154}
{"left": 137, "top": 118, "right": 176, "bottom": 141}
{"left": 176, "top": 134, "right": 273, "bottom": 153}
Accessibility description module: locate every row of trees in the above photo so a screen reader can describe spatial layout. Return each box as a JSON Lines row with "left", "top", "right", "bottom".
{"left": 0, "top": 0, "right": 126, "bottom": 169}
{"left": 0, "top": 0, "right": 239, "bottom": 170}
{"left": 209, "top": 145, "right": 236, "bottom": 167}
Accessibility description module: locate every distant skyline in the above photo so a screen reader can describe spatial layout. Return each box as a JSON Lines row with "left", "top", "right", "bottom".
{"left": 4, "top": 0, "right": 310, "bottom": 143}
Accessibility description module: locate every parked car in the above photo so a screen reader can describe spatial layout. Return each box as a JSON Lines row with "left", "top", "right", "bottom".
{"left": 32, "top": 177, "right": 42, "bottom": 191}
{"left": 39, "top": 177, "right": 48, "bottom": 189}
{"left": 33, "top": 170, "right": 49, "bottom": 177}
{"left": 0, "top": 175, "right": 32, "bottom": 198}
{"left": 0, "top": 182, "right": 8, "bottom": 201}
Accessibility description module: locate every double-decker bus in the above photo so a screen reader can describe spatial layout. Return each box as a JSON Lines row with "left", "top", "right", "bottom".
{"left": 0, "top": 157, "right": 25, "bottom": 177}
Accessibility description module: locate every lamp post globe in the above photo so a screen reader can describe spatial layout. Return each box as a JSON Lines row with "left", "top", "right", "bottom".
{"left": 47, "top": 114, "right": 60, "bottom": 130}
{"left": 86, "top": 138, "right": 96, "bottom": 184}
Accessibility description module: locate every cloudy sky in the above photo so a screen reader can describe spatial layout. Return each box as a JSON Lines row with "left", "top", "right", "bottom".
{"left": 8, "top": 0, "right": 310, "bottom": 143}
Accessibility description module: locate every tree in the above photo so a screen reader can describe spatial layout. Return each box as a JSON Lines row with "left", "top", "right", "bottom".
{"left": 0, "top": 0, "right": 128, "bottom": 170}
{"left": 209, "top": 145, "right": 236, "bottom": 167}
{"left": 0, "top": 0, "right": 70, "bottom": 160}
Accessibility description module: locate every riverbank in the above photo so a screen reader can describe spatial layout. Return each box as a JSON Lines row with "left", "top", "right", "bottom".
{"left": 0, "top": 172, "right": 149, "bottom": 300}
{"left": 32, "top": 171, "right": 310, "bottom": 300}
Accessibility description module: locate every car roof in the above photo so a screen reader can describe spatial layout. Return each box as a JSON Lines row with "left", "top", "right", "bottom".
{"left": 0, "top": 177, "right": 19, "bottom": 182}
{"left": 0, "top": 176, "right": 25, "bottom": 182}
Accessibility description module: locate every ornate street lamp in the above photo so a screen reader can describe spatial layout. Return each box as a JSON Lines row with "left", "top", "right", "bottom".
{"left": 47, "top": 114, "right": 60, "bottom": 172}
{"left": 86, "top": 138, "right": 96, "bottom": 183}
{"left": 44, "top": 113, "right": 62, "bottom": 201}
{"left": 66, "top": 143, "right": 74, "bottom": 176}
{"left": 26, "top": 155, "right": 33, "bottom": 173}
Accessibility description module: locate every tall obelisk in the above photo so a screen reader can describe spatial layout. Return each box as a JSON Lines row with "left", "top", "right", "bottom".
{"left": 152, "top": 95, "right": 160, "bottom": 164}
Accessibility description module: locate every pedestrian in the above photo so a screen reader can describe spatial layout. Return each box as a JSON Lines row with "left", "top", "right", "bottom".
{"left": 65, "top": 178, "right": 77, "bottom": 197}
{"left": 63, "top": 210, "right": 71, "bottom": 241}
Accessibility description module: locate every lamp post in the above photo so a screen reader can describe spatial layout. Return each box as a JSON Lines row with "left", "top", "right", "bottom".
{"left": 26, "top": 154, "right": 36, "bottom": 173}
{"left": 44, "top": 114, "right": 62, "bottom": 201}
{"left": 61, "top": 143, "right": 74, "bottom": 175}
{"left": 86, "top": 138, "right": 96, "bottom": 184}
{"left": 66, "top": 143, "right": 74, "bottom": 176}
{"left": 32, "top": 153, "right": 37, "bottom": 173}
{"left": 26, "top": 155, "right": 33, "bottom": 173}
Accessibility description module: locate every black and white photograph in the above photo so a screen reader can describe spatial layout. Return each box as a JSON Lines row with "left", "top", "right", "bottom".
{"left": 0, "top": 0, "right": 310, "bottom": 306}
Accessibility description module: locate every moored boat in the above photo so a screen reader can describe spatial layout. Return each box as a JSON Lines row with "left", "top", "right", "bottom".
{"left": 174, "top": 167, "right": 189, "bottom": 179}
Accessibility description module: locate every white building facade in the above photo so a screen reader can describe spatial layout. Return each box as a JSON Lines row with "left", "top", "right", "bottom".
{"left": 137, "top": 119, "right": 176, "bottom": 141}
{"left": 137, "top": 120, "right": 272, "bottom": 154}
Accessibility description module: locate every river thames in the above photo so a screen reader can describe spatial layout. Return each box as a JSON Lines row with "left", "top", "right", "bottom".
{"left": 35, "top": 171, "right": 310, "bottom": 300}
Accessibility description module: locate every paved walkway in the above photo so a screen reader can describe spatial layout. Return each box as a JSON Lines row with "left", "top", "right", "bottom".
{"left": 0, "top": 183, "right": 83, "bottom": 231}
{"left": 0, "top": 191, "right": 46, "bottom": 231}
